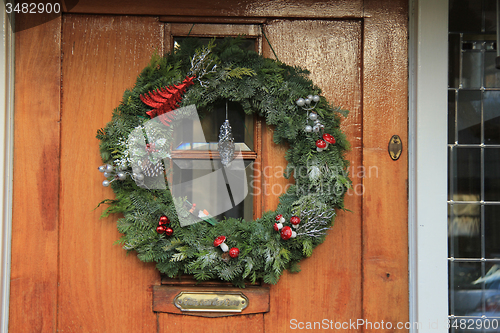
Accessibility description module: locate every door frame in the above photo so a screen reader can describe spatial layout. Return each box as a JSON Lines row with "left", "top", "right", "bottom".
{"left": 408, "top": 0, "right": 448, "bottom": 332}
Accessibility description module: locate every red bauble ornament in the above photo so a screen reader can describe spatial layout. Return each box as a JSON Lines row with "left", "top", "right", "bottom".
{"left": 229, "top": 247, "right": 240, "bottom": 258}
{"left": 156, "top": 225, "right": 166, "bottom": 234}
{"left": 164, "top": 227, "right": 174, "bottom": 236}
{"left": 159, "top": 215, "right": 170, "bottom": 225}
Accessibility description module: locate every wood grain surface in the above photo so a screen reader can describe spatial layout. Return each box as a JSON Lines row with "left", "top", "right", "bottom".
{"left": 65, "top": 0, "right": 363, "bottom": 18}
{"left": 261, "top": 19, "right": 364, "bottom": 332}
{"left": 57, "top": 15, "right": 163, "bottom": 332}
{"left": 10, "top": 1, "right": 409, "bottom": 331}
{"left": 10, "top": 13, "right": 62, "bottom": 333}
{"left": 363, "top": 0, "right": 409, "bottom": 331}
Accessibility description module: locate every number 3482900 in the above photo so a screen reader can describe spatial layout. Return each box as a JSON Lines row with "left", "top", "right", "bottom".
{"left": 5, "top": 3, "right": 61, "bottom": 14}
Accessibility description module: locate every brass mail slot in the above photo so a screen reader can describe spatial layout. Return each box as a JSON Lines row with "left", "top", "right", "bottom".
{"left": 174, "top": 291, "right": 249, "bottom": 312}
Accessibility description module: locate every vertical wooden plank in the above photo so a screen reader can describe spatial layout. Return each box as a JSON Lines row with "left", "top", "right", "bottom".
{"left": 10, "top": 14, "right": 61, "bottom": 333}
{"left": 58, "top": 15, "right": 162, "bottom": 332}
{"left": 363, "top": 0, "right": 409, "bottom": 331}
{"left": 262, "top": 20, "right": 363, "bottom": 332}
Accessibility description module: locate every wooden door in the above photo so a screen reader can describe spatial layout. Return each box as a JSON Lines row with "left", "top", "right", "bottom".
{"left": 9, "top": 1, "right": 408, "bottom": 332}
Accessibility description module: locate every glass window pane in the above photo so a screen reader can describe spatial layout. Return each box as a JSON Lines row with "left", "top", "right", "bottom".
{"left": 451, "top": 147, "right": 481, "bottom": 199}
{"left": 450, "top": 261, "right": 482, "bottom": 316}
{"left": 449, "top": 90, "right": 457, "bottom": 144}
{"left": 485, "top": 148, "right": 500, "bottom": 201}
{"left": 485, "top": 205, "right": 500, "bottom": 258}
{"left": 448, "top": 203, "right": 481, "bottom": 258}
{"left": 449, "top": 0, "right": 482, "bottom": 33}
{"left": 484, "top": 51, "right": 500, "bottom": 88}
{"left": 449, "top": 33, "right": 461, "bottom": 88}
{"left": 462, "top": 51, "right": 483, "bottom": 89}
{"left": 171, "top": 159, "right": 254, "bottom": 222}
{"left": 457, "top": 90, "right": 482, "bottom": 143}
{"left": 484, "top": 0, "right": 498, "bottom": 33}
{"left": 483, "top": 91, "right": 500, "bottom": 144}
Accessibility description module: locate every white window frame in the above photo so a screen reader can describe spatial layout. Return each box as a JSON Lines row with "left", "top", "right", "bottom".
{"left": 409, "top": 0, "right": 449, "bottom": 332}
{"left": 0, "top": 1, "right": 14, "bottom": 331}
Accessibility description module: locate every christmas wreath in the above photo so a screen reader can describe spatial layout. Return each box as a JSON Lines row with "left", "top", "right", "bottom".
{"left": 96, "top": 38, "right": 350, "bottom": 287}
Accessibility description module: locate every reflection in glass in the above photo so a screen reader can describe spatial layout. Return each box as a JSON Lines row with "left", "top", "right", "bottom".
{"left": 484, "top": 91, "right": 500, "bottom": 144}
{"left": 449, "top": 34, "right": 461, "bottom": 88}
{"left": 485, "top": 149, "right": 500, "bottom": 201}
{"left": 462, "top": 51, "right": 482, "bottom": 89}
{"left": 450, "top": 261, "right": 482, "bottom": 316}
{"left": 485, "top": 205, "right": 500, "bottom": 258}
{"left": 448, "top": 203, "right": 481, "bottom": 258}
{"left": 451, "top": 147, "right": 481, "bottom": 198}
{"left": 449, "top": 0, "right": 482, "bottom": 33}
{"left": 449, "top": 90, "right": 457, "bottom": 144}
{"left": 484, "top": 52, "right": 500, "bottom": 88}
{"left": 457, "top": 90, "right": 481, "bottom": 143}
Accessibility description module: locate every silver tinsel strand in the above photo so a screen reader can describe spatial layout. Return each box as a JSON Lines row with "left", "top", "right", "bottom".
{"left": 218, "top": 119, "right": 235, "bottom": 166}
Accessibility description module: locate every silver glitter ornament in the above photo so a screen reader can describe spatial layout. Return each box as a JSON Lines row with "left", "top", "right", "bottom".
{"left": 296, "top": 98, "right": 305, "bottom": 107}
{"left": 218, "top": 102, "right": 235, "bottom": 166}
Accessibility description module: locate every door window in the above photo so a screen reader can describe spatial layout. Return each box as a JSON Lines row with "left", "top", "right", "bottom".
{"left": 448, "top": 0, "right": 500, "bottom": 327}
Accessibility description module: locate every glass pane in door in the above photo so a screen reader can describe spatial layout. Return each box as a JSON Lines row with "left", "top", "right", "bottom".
{"left": 448, "top": 0, "right": 500, "bottom": 328}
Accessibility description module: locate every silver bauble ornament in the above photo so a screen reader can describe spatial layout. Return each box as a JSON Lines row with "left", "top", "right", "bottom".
{"left": 296, "top": 98, "right": 305, "bottom": 107}
{"left": 312, "top": 95, "right": 320, "bottom": 102}
{"left": 304, "top": 125, "right": 313, "bottom": 133}
{"left": 309, "top": 112, "right": 318, "bottom": 121}
{"left": 313, "top": 125, "right": 320, "bottom": 133}
{"left": 102, "top": 180, "right": 110, "bottom": 187}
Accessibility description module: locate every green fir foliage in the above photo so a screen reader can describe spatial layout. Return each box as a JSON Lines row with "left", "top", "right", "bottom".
{"left": 96, "top": 38, "right": 351, "bottom": 287}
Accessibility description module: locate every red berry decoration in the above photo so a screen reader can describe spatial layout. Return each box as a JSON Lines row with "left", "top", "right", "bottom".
{"left": 164, "top": 227, "right": 174, "bottom": 236}
{"left": 159, "top": 215, "right": 170, "bottom": 225}
{"left": 229, "top": 247, "right": 240, "bottom": 258}
{"left": 156, "top": 225, "right": 166, "bottom": 234}
{"left": 290, "top": 216, "right": 301, "bottom": 229}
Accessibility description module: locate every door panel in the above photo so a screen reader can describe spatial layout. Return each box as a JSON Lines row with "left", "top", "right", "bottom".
{"left": 10, "top": 1, "right": 408, "bottom": 332}
{"left": 58, "top": 15, "right": 162, "bottom": 332}
{"left": 261, "top": 19, "right": 363, "bottom": 332}
{"left": 10, "top": 13, "right": 61, "bottom": 333}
